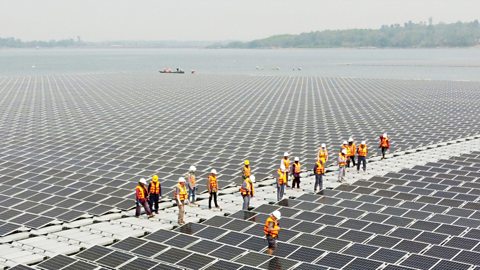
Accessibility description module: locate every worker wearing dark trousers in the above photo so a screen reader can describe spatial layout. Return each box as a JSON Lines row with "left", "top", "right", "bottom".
{"left": 379, "top": 133, "right": 390, "bottom": 159}
{"left": 135, "top": 178, "right": 154, "bottom": 218}
{"left": 208, "top": 169, "right": 220, "bottom": 209}
{"left": 148, "top": 175, "right": 161, "bottom": 214}
{"left": 347, "top": 138, "right": 356, "bottom": 167}
{"left": 291, "top": 157, "right": 301, "bottom": 189}
{"left": 357, "top": 141, "right": 368, "bottom": 172}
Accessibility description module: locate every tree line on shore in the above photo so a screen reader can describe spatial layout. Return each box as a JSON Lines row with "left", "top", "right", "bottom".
{"left": 219, "top": 20, "right": 480, "bottom": 49}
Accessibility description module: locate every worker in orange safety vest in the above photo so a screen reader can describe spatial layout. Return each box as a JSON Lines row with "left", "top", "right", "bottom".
{"left": 208, "top": 169, "right": 220, "bottom": 209}
{"left": 135, "top": 178, "right": 154, "bottom": 218}
{"left": 281, "top": 152, "right": 291, "bottom": 187}
{"left": 264, "top": 210, "right": 281, "bottom": 255}
{"left": 291, "top": 157, "right": 301, "bottom": 188}
{"left": 313, "top": 158, "right": 325, "bottom": 192}
{"left": 347, "top": 137, "right": 356, "bottom": 168}
{"left": 174, "top": 177, "right": 188, "bottom": 225}
{"left": 357, "top": 141, "right": 368, "bottom": 172}
{"left": 379, "top": 133, "right": 390, "bottom": 159}
{"left": 148, "top": 175, "right": 161, "bottom": 214}
{"left": 338, "top": 149, "right": 347, "bottom": 183}
{"left": 240, "top": 175, "right": 255, "bottom": 210}
{"left": 277, "top": 164, "right": 287, "bottom": 201}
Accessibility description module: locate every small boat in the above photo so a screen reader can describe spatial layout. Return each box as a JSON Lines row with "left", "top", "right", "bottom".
{"left": 159, "top": 68, "right": 185, "bottom": 74}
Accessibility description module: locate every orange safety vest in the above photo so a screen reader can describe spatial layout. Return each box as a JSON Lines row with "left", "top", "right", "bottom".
{"left": 136, "top": 185, "right": 146, "bottom": 200}
{"left": 149, "top": 181, "right": 160, "bottom": 194}
{"left": 358, "top": 145, "right": 368, "bottom": 157}
{"left": 380, "top": 137, "right": 389, "bottom": 148}
{"left": 243, "top": 165, "right": 251, "bottom": 177}
{"left": 283, "top": 158, "right": 290, "bottom": 170}
{"left": 277, "top": 169, "right": 286, "bottom": 185}
{"left": 339, "top": 154, "right": 347, "bottom": 167}
{"left": 174, "top": 184, "right": 188, "bottom": 200}
{"left": 318, "top": 149, "right": 328, "bottom": 163}
{"left": 208, "top": 175, "right": 218, "bottom": 192}
{"left": 240, "top": 179, "right": 253, "bottom": 196}
{"left": 294, "top": 162, "right": 301, "bottom": 174}
{"left": 348, "top": 143, "right": 356, "bottom": 157}
{"left": 315, "top": 161, "right": 325, "bottom": 174}
{"left": 264, "top": 216, "right": 280, "bottom": 238}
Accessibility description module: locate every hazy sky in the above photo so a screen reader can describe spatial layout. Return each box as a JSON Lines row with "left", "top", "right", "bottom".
{"left": 0, "top": 0, "right": 478, "bottom": 41}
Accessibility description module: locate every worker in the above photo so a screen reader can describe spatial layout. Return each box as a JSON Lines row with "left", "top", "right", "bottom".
{"left": 242, "top": 160, "right": 251, "bottom": 179}
{"left": 208, "top": 169, "right": 220, "bottom": 209}
{"left": 185, "top": 166, "right": 197, "bottom": 205}
{"left": 338, "top": 149, "right": 347, "bottom": 183}
{"left": 135, "top": 178, "right": 154, "bottom": 218}
{"left": 357, "top": 141, "right": 368, "bottom": 172}
{"left": 148, "top": 175, "right": 161, "bottom": 214}
{"left": 341, "top": 140, "right": 349, "bottom": 162}
{"left": 277, "top": 164, "right": 287, "bottom": 201}
{"left": 313, "top": 158, "right": 325, "bottom": 192}
{"left": 281, "top": 152, "right": 290, "bottom": 187}
{"left": 264, "top": 210, "right": 281, "bottom": 255}
{"left": 347, "top": 137, "right": 356, "bottom": 167}
{"left": 240, "top": 175, "right": 255, "bottom": 210}
{"left": 379, "top": 133, "right": 390, "bottom": 159}
{"left": 317, "top": 143, "right": 328, "bottom": 164}
{"left": 291, "top": 157, "right": 301, "bottom": 188}
{"left": 174, "top": 177, "right": 188, "bottom": 225}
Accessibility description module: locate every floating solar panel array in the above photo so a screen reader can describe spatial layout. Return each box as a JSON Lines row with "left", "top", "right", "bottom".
{"left": 1, "top": 74, "right": 480, "bottom": 237}
{"left": 30, "top": 151, "right": 480, "bottom": 269}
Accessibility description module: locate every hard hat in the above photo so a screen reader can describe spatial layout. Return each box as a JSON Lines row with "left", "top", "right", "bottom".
{"left": 139, "top": 178, "right": 147, "bottom": 185}
{"left": 189, "top": 165, "right": 196, "bottom": 172}
{"left": 211, "top": 169, "right": 217, "bottom": 174}
{"left": 383, "top": 133, "right": 387, "bottom": 137}
{"left": 343, "top": 141, "right": 348, "bottom": 145}
{"left": 249, "top": 175, "right": 256, "bottom": 183}
{"left": 272, "top": 210, "right": 281, "bottom": 220}
{"left": 280, "top": 164, "right": 286, "bottom": 172}
{"left": 283, "top": 152, "right": 289, "bottom": 157}
{"left": 244, "top": 160, "right": 250, "bottom": 165}
{"left": 321, "top": 143, "right": 326, "bottom": 148}
{"left": 178, "top": 177, "right": 186, "bottom": 183}
{"left": 348, "top": 137, "right": 354, "bottom": 142}
{"left": 152, "top": 175, "right": 159, "bottom": 181}
{"left": 361, "top": 141, "right": 366, "bottom": 145}
{"left": 294, "top": 157, "right": 299, "bottom": 162}
{"left": 341, "top": 149, "right": 347, "bottom": 154}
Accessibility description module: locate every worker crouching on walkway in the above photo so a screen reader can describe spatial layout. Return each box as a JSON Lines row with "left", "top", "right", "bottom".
{"left": 208, "top": 169, "right": 220, "bottom": 209}
{"left": 277, "top": 164, "right": 287, "bottom": 201}
{"left": 148, "top": 175, "right": 161, "bottom": 214}
{"left": 264, "top": 210, "right": 281, "bottom": 255}
{"left": 281, "top": 152, "right": 290, "bottom": 187}
{"left": 338, "top": 149, "right": 347, "bottom": 183}
{"left": 174, "top": 177, "right": 188, "bottom": 225}
{"left": 357, "top": 141, "right": 368, "bottom": 172}
{"left": 379, "top": 133, "right": 390, "bottom": 159}
{"left": 313, "top": 158, "right": 325, "bottom": 192}
{"left": 135, "top": 178, "right": 154, "bottom": 218}
{"left": 240, "top": 175, "right": 255, "bottom": 210}
{"left": 291, "top": 157, "right": 301, "bottom": 188}
{"left": 185, "top": 166, "right": 197, "bottom": 205}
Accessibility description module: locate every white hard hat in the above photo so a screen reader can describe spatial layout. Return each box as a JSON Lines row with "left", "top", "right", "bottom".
{"left": 189, "top": 165, "right": 196, "bottom": 172}
{"left": 343, "top": 141, "right": 348, "bottom": 145}
{"left": 341, "top": 149, "right": 347, "bottom": 154}
{"left": 321, "top": 143, "right": 326, "bottom": 148}
{"left": 280, "top": 164, "right": 286, "bottom": 172}
{"left": 249, "top": 175, "right": 256, "bottom": 183}
{"left": 211, "top": 169, "right": 217, "bottom": 174}
{"left": 178, "top": 177, "right": 186, "bottom": 183}
{"left": 294, "top": 157, "right": 299, "bottom": 162}
{"left": 348, "top": 137, "right": 354, "bottom": 142}
{"left": 139, "top": 178, "right": 147, "bottom": 185}
{"left": 383, "top": 133, "right": 387, "bottom": 137}
{"left": 283, "top": 152, "right": 289, "bottom": 156}
{"left": 272, "top": 210, "right": 281, "bottom": 220}
{"left": 361, "top": 140, "right": 366, "bottom": 145}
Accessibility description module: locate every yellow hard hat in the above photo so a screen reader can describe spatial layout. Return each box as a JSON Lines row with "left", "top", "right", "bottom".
{"left": 152, "top": 175, "right": 158, "bottom": 181}
{"left": 244, "top": 160, "right": 250, "bottom": 165}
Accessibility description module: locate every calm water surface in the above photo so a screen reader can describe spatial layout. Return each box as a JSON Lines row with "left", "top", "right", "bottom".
{"left": 0, "top": 48, "right": 479, "bottom": 80}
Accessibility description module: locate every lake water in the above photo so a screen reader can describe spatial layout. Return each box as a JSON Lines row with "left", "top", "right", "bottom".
{"left": 0, "top": 48, "right": 479, "bottom": 80}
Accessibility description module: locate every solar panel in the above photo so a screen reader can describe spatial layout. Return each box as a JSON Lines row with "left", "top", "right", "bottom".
{"left": 96, "top": 250, "right": 133, "bottom": 268}
{"left": 315, "top": 237, "right": 350, "bottom": 252}
{"left": 204, "top": 260, "right": 243, "bottom": 270}
{"left": 259, "top": 256, "right": 298, "bottom": 270}
{"left": 37, "top": 255, "right": 76, "bottom": 270}
{"left": 119, "top": 258, "right": 157, "bottom": 270}
{"left": 209, "top": 244, "right": 246, "bottom": 260}
{"left": 316, "top": 252, "right": 354, "bottom": 269}
{"left": 400, "top": 254, "right": 439, "bottom": 270}
{"left": 177, "top": 253, "right": 216, "bottom": 269}
{"left": 76, "top": 245, "right": 112, "bottom": 261}
{"left": 155, "top": 247, "right": 192, "bottom": 264}
{"left": 234, "top": 251, "right": 271, "bottom": 267}
{"left": 145, "top": 229, "right": 178, "bottom": 243}
{"left": 343, "top": 258, "right": 383, "bottom": 270}
{"left": 112, "top": 237, "right": 146, "bottom": 251}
